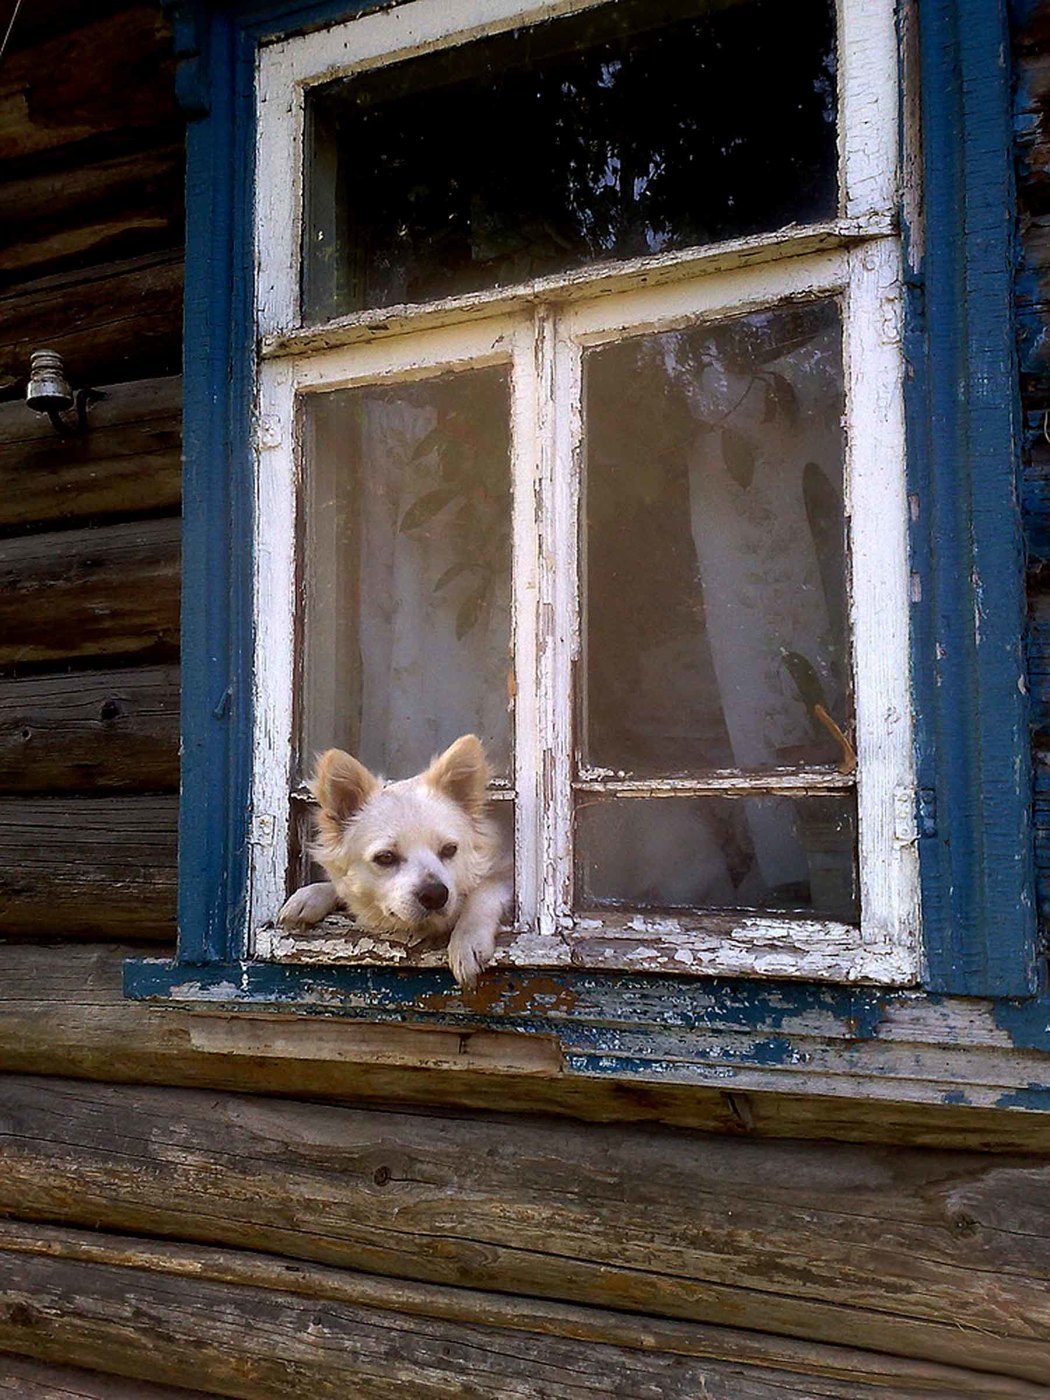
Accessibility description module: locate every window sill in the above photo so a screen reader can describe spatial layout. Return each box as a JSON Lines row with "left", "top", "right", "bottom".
{"left": 255, "top": 910, "right": 919, "bottom": 986}
{"left": 123, "top": 954, "right": 1050, "bottom": 1122}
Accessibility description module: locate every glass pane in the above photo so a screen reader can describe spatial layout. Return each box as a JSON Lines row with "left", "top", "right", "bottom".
{"left": 575, "top": 794, "right": 857, "bottom": 922}
{"left": 300, "top": 366, "right": 513, "bottom": 782}
{"left": 304, "top": 0, "right": 837, "bottom": 320}
{"left": 582, "top": 298, "right": 849, "bottom": 777}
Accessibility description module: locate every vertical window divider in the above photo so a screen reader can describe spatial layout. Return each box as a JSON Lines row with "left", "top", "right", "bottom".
{"left": 534, "top": 307, "right": 579, "bottom": 937}
{"left": 511, "top": 319, "right": 542, "bottom": 932}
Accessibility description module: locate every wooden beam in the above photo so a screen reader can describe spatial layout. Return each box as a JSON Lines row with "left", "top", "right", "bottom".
{"left": 0, "top": 801, "right": 176, "bottom": 938}
{"left": 0, "top": 1220, "right": 1041, "bottom": 1399}
{"left": 3, "top": 943, "right": 1050, "bottom": 1150}
{"left": 1, "top": 1076, "right": 1048, "bottom": 1381}
{"left": 0, "top": 8, "right": 179, "bottom": 163}
{"left": 0, "top": 376, "right": 181, "bottom": 530}
{"left": 0, "top": 1353, "right": 216, "bottom": 1399}
{"left": 0, "top": 145, "right": 184, "bottom": 289}
{"left": 0, "top": 251, "right": 182, "bottom": 396}
{"left": 0, "top": 666, "right": 179, "bottom": 794}
{"left": 0, "top": 518, "right": 179, "bottom": 669}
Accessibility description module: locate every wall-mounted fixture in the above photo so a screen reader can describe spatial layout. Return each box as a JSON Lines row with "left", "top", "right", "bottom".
{"left": 25, "top": 349, "right": 102, "bottom": 435}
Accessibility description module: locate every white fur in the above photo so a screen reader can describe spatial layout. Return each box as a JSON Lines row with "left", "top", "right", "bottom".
{"left": 277, "top": 735, "right": 510, "bottom": 989}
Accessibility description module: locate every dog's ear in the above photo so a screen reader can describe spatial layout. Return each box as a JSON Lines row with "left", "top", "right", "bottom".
{"left": 310, "top": 749, "right": 379, "bottom": 826}
{"left": 423, "top": 734, "right": 489, "bottom": 815}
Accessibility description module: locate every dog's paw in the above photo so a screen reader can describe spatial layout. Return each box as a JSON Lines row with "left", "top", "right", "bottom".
{"left": 277, "top": 881, "right": 339, "bottom": 927}
{"left": 448, "top": 921, "right": 497, "bottom": 990}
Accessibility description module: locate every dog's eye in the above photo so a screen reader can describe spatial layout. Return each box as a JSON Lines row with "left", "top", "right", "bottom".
{"left": 372, "top": 850, "right": 400, "bottom": 868}
{"left": 439, "top": 842, "right": 458, "bottom": 861}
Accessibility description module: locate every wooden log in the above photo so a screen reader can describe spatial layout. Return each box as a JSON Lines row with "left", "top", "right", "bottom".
{"left": 0, "top": 800, "right": 175, "bottom": 938}
{"left": 0, "top": 9, "right": 179, "bottom": 163}
{"left": 0, "top": 376, "right": 181, "bottom": 529}
{"left": 0, "top": 251, "right": 182, "bottom": 396}
{"left": 2, "top": 1077, "right": 1049, "bottom": 1381}
{"left": 0, "top": 145, "right": 184, "bottom": 288}
{"left": 0, "top": 1353, "right": 216, "bottom": 1399}
{"left": 0, "top": 519, "right": 179, "bottom": 669}
{"left": 0, "top": 666, "right": 179, "bottom": 794}
{"left": 3, "top": 943, "right": 1050, "bottom": 1151}
{"left": 0, "top": 1221, "right": 1041, "bottom": 1399}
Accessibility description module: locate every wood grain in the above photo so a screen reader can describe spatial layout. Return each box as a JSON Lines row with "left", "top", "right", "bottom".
{"left": 0, "top": 667, "right": 179, "bottom": 794}
{"left": 3, "top": 942, "right": 1050, "bottom": 1150}
{"left": 0, "top": 376, "right": 181, "bottom": 529}
{"left": 0, "top": 1353, "right": 216, "bottom": 1399}
{"left": 1, "top": 1076, "right": 1048, "bottom": 1380}
{"left": 0, "top": 519, "right": 179, "bottom": 669}
{"left": 0, "top": 799, "right": 176, "bottom": 938}
{"left": 0, "top": 1220, "right": 1041, "bottom": 1399}
{"left": 0, "top": 144, "right": 183, "bottom": 289}
{"left": 0, "top": 8, "right": 179, "bottom": 163}
{"left": 0, "top": 251, "right": 182, "bottom": 396}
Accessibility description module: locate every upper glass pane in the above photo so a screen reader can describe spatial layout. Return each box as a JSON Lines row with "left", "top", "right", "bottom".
{"left": 303, "top": 0, "right": 838, "bottom": 320}
{"left": 300, "top": 366, "right": 513, "bottom": 781}
{"left": 582, "top": 298, "right": 849, "bottom": 777}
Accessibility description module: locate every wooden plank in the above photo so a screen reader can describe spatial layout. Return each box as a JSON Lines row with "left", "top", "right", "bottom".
{"left": 0, "top": 376, "right": 181, "bottom": 529}
{"left": 4, "top": 943, "right": 1050, "bottom": 1150}
{"left": 0, "top": 251, "right": 182, "bottom": 397}
{"left": 0, "top": 1353, "right": 216, "bottom": 1398}
{"left": 0, "top": 666, "right": 179, "bottom": 794}
{"left": 0, "top": 1221, "right": 1041, "bottom": 1399}
{"left": 0, "top": 800, "right": 175, "bottom": 939}
{"left": 0, "top": 144, "right": 184, "bottom": 288}
{"left": 1, "top": 1077, "right": 1049, "bottom": 1381}
{"left": 0, "top": 518, "right": 179, "bottom": 669}
{"left": 0, "top": 8, "right": 179, "bottom": 163}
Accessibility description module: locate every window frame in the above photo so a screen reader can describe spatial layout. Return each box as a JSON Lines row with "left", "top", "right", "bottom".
{"left": 248, "top": 0, "right": 918, "bottom": 984}
{"left": 130, "top": 0, "right": 1044, "bottom": 1077}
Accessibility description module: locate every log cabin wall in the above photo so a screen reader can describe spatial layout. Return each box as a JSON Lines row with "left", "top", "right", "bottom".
{"left": 0, "top": 3, "right": 1048, "bottom": 1397}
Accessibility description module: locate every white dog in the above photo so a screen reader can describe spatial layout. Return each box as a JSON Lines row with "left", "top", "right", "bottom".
{"left": 278, "top": 734, "right": 510, "bottom": 988}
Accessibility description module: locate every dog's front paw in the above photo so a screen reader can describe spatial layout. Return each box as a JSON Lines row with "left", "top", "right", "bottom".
{"left": 278, "top": 881, "right": 339, "bottom": 927}
{"left": 448, "top": 921, "right": 497, "bottom": 990}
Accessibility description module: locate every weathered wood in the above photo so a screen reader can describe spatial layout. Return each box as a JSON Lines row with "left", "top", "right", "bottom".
{"left": 0, "top": 251, "right": 182, "bottom": 396}
{"left": 0, "top": 1221, "right": 1042, "bottom": 1399}
{"left": 0, "top": 1353, "right": 216, "bottom": 1398}
{"left": 4, "top": 943, "right": 1050, "bottom": 1150}
{"left": 2, "top": 1076, "right": 1049, "bottom": 1381}
{"left": 0, "top": 9, "right": 179, "bottom": 163}
{"left": 0, "top": 666, "right": 178, "bottom": 795}
{"left": 0, "top": 519, "right": 179, "bottom": 669}
{"left": 0, "top": 376, "right": 181, "bottom": 529}
{"left": 0, "top": 801, "right": 175, "bottom": 938}
{"left": 0, "top": 145, "right": 183, "bottom": 288}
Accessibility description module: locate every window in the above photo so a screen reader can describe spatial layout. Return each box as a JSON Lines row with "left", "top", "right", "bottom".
{"left": 246, "top": 0, "right": 919, "bottom": 985}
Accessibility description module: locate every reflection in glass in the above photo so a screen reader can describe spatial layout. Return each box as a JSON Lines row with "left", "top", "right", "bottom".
{"left": 583, "top": 298, "right": 848, "bottom": 777}
{"left": 300, "top": 368, "right": 513, "bottom": 781}
{"left": 576, "top": 794, "right": 857, "bottom": 922}
{"left": 304, "top": 0, "right": 837, "bottom": 319}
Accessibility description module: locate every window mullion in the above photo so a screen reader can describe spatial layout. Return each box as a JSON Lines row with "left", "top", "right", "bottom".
{"left": 534, "top": 307, "right": 579, "bottom": 937}
{"left": 511, "top": 322, "right": 542, "bottom": 930}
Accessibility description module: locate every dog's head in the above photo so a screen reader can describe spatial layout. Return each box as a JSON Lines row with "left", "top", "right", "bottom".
{"left": 309, "top": 734, "right": 495, "bottom": 935}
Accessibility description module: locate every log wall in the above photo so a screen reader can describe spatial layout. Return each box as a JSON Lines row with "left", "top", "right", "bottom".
{"left": 0, "top": 4, "right": 182, "bottom": 943}
{"left": 0, "top": 3, "right": 1048, "bottom": 1397}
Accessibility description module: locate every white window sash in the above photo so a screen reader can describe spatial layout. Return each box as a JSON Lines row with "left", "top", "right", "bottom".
{"left": 255, "top": 0, "right": 899, "bottom": 337}
{"left": 249, "top": 0, "right": 917, "bottom": 983}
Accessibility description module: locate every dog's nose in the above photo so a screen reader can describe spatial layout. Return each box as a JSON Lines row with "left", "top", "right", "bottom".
{"left": 417, "top": 879, "right": 449, "bottom": 912}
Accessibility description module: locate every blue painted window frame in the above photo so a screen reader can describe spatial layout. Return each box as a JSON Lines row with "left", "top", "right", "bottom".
{"left": 127, "top": 0, "right": 1048, "bottom": 1071}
